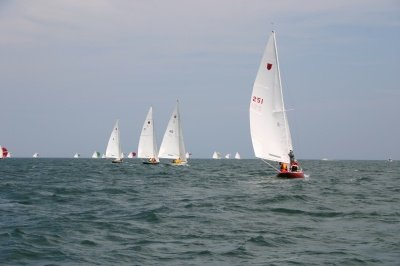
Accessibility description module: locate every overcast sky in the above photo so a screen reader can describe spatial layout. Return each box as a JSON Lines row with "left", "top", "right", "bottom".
{"left": 0, "top": 0, "right": 399, "bottom": 159}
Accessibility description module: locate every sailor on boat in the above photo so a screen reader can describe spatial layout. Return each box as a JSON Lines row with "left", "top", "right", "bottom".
{"left": 279, "top": 162, "right": 288, "bottom": 172}
{"left": 287, "top": 150, "right": 300, "bottom": 172}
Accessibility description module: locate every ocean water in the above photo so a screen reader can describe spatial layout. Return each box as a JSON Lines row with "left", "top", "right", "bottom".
{"left": 0, "top": 159, "right": 399, "bottom": 265}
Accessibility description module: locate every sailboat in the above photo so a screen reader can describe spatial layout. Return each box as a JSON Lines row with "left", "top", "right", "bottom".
{"left": 235, "top": 152, "right": 241, "bottom": 159}
{"left": 33, "top": 153, "right": 39, "bottom": 158}
{"left": 212, "top": 151, "right": 222, "bottom": 159}
{"left": 92, "top": 151, "right": 101, "bottom": 158}
{"left": 127, "top": 152, "right": 136, "bottom": 158}
{"left": 249, "top": 31, "right": 304, "bottom": 179}
{"left": 0, "top": 146, "right": 10, "bottom": 159}
{"left": 105, "top": 119, "right": 123, "bottom": 163}
{"left": 158, "top": 100, "right": 187, "bottom": 165}
{"left": 73, "top": 153, "right": 80, "bottom": 158}
{"left": 138, "top": 107, "right": 159, "bottom": 164}
{"left": 225, "top": 153, "right": 231, "bottom": 159}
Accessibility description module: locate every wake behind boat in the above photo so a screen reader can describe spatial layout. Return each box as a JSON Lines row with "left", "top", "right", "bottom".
{"left": 249, "top": 31, "right": 304, "bottom": 179}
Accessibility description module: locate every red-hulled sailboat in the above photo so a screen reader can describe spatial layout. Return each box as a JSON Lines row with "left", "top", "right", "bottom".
{"left": 249, "top": 31, "right": 305, "bottom": 179}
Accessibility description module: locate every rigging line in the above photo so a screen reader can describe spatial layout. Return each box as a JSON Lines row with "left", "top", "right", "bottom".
{"left": 261, "top": 159, "right": 280, "bottom": 173}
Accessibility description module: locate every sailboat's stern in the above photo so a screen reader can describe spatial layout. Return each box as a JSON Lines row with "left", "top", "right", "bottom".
{"left": 277, "top": 171, "right": 304, "bottom": 179}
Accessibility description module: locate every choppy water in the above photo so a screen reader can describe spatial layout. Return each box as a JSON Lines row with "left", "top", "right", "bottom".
{"left": 0, "top": 159, "right": 399, "bottom": 265}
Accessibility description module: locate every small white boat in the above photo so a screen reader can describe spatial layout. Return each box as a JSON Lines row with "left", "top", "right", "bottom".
{"left": 225, "top": 153, "right": 231, "bottom": 159}
{"left": 212, "top": 151, "right": 221, "bottom": 159}
{"left": 235, "top": 152, "right": 241, "bottom": 159}
{"left": 73, "top": 153, "right": 80, "bottom": 158}
{"left": 33, "top": 153, "right": 39, "bottom": 158}
{"left": 105, "top": 119, "right": 123, "bottom": 163}
{"left": 127, "top": 152, "right": 136, "bottom": 158}
{"left": 92, "top": 151, "right": 101, "bottom": 158}
{"left": 158, "top": 100, "right": 187, "bottom": 165}
{"left": 138, "top": 107, "right": 160, "bottom": 164}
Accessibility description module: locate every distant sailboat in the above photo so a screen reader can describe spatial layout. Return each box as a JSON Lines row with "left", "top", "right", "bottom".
{"left": 235, "top": 152, "right": 241, "bottom": 159}
{"left": 138, "top": 107, "right": 159, "bottom": 164}
{"left": 0, "top": 146, "right": 11, "bottom": 158}
{"left": 105, "top": 119, "right": 123, "bottom": 163}
{"left": 158, "top": 100, "right": 187, "bottom": 165}
{"left": 212, "top": 151, "right": 222, "bottom": 159}
{"left": 33, "top": 153, "right": 39, "bottom": 158}
{"left": 73, "top": 153, "right": 80, "bottom": 158}
{"left": 127, "top": 152, "right": 136, "bottom": 158}
{"left": 249, "top": 31, "right": 304, "bottom": 178}
{"left": 186, "top": 152, "right": 191, "bottom": 159}
{"left": 225, "top": 153, "right": 231, "bottom": 159}
{"left": 92, "top": 151, "right": 101, "bottom": 158}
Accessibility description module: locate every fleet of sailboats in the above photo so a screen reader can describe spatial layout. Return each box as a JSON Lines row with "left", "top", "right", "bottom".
{"left": 138, "top": 107, "right": 159, "bottom": 164}
{"left": 249, "top": 31, "right": 304, "bottom": 178}
{"left": 158, "top": 101, "right": 187, "bottom": 165}
{"left": 1, "top": 32, "right": 311, "bottom": 173}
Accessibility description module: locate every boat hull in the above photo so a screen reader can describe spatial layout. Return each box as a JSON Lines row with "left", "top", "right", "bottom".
{"left": 143, "top": 161, "right": 159, "bottom": 165}
{"left": 170, "top": 161, "right": 187, "bottom": 166}
{"left": 277, "top": 171, "right": 304, "bottom": 179}
{"left": 112, "top": 158, "right": 123, "bottom": 163}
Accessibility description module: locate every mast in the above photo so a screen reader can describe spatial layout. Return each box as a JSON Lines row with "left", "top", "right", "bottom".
{"left": 272, "top": 31, "right": 292, "bottom": 153}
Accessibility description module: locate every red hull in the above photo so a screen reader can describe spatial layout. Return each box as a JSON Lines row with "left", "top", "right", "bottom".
{"left": 277, "top": 171, "right": 305, "bottom": 179}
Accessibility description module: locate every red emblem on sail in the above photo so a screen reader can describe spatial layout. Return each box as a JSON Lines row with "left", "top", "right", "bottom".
{"left": 266, "top": 63, "right": 273, "bottom": 70}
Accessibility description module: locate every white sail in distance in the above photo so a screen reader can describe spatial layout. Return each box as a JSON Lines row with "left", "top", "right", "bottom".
{"left": 105, "top": 120, "right": 122, "bottom": 160}
{"left": 158, "top": 101, "right": 186, "bottom": 161}
{"left": 138, "top": 107, "right": 159, "bottom": 162}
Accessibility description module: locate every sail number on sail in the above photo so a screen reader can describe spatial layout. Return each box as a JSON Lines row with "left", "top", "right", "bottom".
{"left": 252, "top": 96, "right": 264, "bottom": 104}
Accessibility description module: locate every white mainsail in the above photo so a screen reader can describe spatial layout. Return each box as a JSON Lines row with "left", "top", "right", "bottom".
{"left": 250, "top": 31, "right": 293, "bottom": 164}
{"left": 33, "top": 153, "right": 39, "bottom": 158}
{"left": 158, "top": 101, "right": 186, "bottom": 162}
{"left": 0, "top": 146, "right": 3, "bottom": 159}
{"left": 105, "top": 119, "right": 122, "bottom": 160}
{"left": 138, "top": 107, "right": 159, "bottom": 162}
{"left": 235, "top": 152, "right": 241, "bottom": 159}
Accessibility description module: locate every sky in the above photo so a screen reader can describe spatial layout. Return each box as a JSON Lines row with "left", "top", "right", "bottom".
{"left": 0, "top": 0, "right": 399, "bottom": 160}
